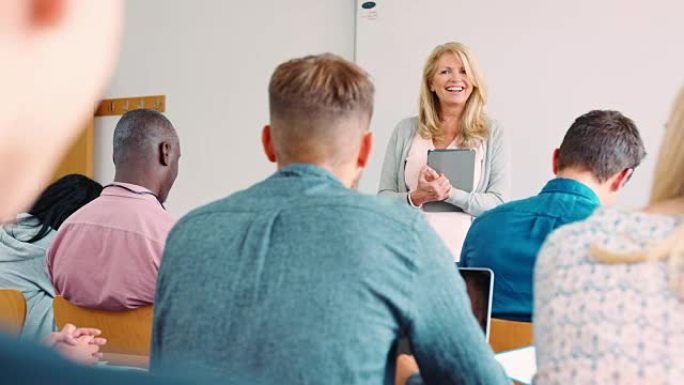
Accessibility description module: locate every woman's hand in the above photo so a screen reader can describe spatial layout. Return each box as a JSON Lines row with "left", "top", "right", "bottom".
{"left": 44, "top": 323, "right": 107, "bottom": 365}
{"left": 410, "top": 166, "right": 452, "bottom": 206}
{"left": 54, "top": 334, "right": 103, "bottom": 365}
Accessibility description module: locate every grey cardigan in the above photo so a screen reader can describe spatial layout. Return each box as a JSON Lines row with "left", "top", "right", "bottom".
{"left": 378, "top": 116, "right": 510, "bottom": 217}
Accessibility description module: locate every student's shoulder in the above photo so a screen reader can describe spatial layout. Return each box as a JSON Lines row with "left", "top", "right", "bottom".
{"left": 473, "top": 196, "right": 537, "bottom": 225}
{"left": 170, "top": 188, "right": 255, "bottom": 229}
{"left": 543, "top": 207, "right": 607, "bottom": 244}
{"left": 536, "top": 208, "right": 619, "bottom": 270}
{"left": 172, "top": 186, "right": 423, "bottom": 231}
{"left": 334, "top": 192, "right": 425, "bottom": 230}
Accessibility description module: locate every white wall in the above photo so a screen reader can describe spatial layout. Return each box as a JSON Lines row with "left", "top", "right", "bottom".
{"left": 97, "top": 1, "right": 684, "bottom": 215}
{"left": 356, "top": 0, "right": 684, "bottom": 208}
{"left": 95, "top": 1, "right": 355, "bottom": 216}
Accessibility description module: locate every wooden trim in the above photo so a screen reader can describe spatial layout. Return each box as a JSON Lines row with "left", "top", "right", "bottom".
{"left": 95, "top": 95, "right": 166, "bottom": 117}
{"left": 83, "top": 119, "right": 94, "bottom": 177}
{"left": 51, "top": 119, "right": 94, "bottom": 181}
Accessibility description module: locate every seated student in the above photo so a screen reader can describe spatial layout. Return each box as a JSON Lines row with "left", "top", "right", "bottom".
{"left": 534, "top": 87, "right": 684, "bottom": 384}
{"left": 47, "top": 109, "right": 181, "bottom": 310}
{"left": 151, "top": 54, "right": 509, "bottom": 385}
{"left": 460, "top": 110, "right": 646, "bottom": 321}
{"left": 0, "top": 174, "right": 102, "bottom": 339}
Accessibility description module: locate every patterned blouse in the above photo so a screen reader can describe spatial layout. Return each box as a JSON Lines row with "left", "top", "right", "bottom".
{"left": 534, "top": 207, "right": 684, "bottom": 385}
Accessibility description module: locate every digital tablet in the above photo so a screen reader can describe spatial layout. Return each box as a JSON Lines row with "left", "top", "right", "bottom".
{"left": 423, "top": 149, "right": 476, "bottom": 212}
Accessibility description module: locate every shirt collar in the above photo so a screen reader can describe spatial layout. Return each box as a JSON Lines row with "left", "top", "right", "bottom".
{"left": 102, "top": 182, "right": 161, "bottom": 204}
{"left": 274, "top": 163, "right": 347, "bottom": 189}
{"left": 539, "top": 177, "right": 600, "bottom": 205}
{"left": 105, "top": 182, "right": 154, "bottom": 194}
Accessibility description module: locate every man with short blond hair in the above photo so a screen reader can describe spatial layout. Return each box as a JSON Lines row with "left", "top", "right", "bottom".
{"left": 152, "top": 54, "right": 508, "bottom": 385}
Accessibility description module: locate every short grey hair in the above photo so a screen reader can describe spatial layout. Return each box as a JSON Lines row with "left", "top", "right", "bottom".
{"left": 112, "top": 109, "right": 177, "bottom": 165}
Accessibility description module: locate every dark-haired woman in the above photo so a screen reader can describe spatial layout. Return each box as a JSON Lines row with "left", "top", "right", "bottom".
{"left": 0, "top": 174, "right": 102, "bottom": 339}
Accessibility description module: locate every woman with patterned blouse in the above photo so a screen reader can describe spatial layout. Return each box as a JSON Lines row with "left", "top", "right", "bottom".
{"left": 534, "top": 86, "right": 684, "bottom": 384}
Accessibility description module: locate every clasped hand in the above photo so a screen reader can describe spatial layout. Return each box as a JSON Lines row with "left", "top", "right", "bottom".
{"left": 410, "top": 166, "right": 452, "bottom": 206}
{"left": 44, "top": 323, "right": 107, "bottom": 365}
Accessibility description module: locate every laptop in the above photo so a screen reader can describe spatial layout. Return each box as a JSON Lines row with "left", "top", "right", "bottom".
{"left": 396, "top": 266, "right": 494, "bottom": 355}
{"left": 458, "top": 267, "right": 494, "bottom": 341}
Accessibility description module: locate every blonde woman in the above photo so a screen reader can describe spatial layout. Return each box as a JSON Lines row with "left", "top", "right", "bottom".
{"left": 534, "top": 87, "right": 684, "bottom": 384}
{"left": 378, "top": 42, "right": 509, "bottom": 259}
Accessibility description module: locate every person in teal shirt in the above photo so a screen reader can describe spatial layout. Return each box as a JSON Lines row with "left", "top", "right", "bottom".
{"left": 152, "top": 54, "right": 509, "bottom": 385}
{"left": 460, "top": 110, "right": 646, "bottom": 322}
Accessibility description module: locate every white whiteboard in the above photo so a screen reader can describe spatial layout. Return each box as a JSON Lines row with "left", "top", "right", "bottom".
{"left": 355, "top": 0, "right": 684, "bottom": 208}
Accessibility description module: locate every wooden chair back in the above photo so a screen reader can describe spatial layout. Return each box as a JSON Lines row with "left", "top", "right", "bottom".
{"left": 53, "top": 296, "right": 153, "bottom": 355}
{"left": 489, "top": 318, "right": 533, "bottom": 353}
{"left": 0, "top": 289, "right": 26, "bottom": 335}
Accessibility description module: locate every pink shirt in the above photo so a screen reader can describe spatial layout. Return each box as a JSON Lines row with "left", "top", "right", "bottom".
{"left": 404, "top": 134, "right": 483, "bottom": 261}
{"left": 47, "top": 183, "right": 176, "bottom": 310}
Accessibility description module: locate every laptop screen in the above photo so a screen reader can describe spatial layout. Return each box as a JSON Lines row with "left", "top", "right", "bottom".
{"left": 458, "top": 267, "right": 494, "bottom": 340}
{"left": 395, "top": 266, "right": 494, "bottom": 355}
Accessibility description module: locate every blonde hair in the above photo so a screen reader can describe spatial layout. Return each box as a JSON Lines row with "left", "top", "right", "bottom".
{"left": 593, "top": 86, "right": 684, "bottom": 297}
{"left": 417, "top": 42, "right": 488, "bottom": 148}
{"left": 268, "top": 53, "right": 374, "bottom": 164}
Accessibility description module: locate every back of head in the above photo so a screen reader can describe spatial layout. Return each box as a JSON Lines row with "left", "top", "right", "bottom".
{"left": 26, "top": 174, "right": 103, "bottom": 243}
{"left": 268, "top": 53, "right": 374, "bottom": 167}
{"left": 113, "top": 109, "right": 180, "bottom": 202}
{"left": 651, "top": 87, "right": 684, "bottom": 203}
{"left": 113, "top": 109, "right": 177, "bottom": 167}
{"left": 558, "top": 110, "right": 646, "bottom": 182}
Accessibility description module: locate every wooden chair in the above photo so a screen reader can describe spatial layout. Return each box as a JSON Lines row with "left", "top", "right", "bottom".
{"left": 0, "top": 289, "right": 26, "bottom": 335}
{"left": 489, "top": 318, "right": 533, "bottom": 353}
{"left": 53, "top": 296, "right": 153, "bottom": 356}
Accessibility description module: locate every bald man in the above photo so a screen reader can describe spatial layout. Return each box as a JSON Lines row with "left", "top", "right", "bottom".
{"left": 47, "top": 109, "right": 180, "bottom": 310}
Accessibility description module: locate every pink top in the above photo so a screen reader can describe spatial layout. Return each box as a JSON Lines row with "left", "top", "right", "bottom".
{"left": 404, "top": 134, "right": 483, "bottom": 261}
{"left": 47, "top": 183, "right": 176, "bottom": 310}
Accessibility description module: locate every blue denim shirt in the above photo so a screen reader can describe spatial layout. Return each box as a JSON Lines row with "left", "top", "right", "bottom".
{"left": 152, "top": 164, "right": 508, "bottom": 385}
{"left": 460, "top": 178, "right": 600, "bottom": 321}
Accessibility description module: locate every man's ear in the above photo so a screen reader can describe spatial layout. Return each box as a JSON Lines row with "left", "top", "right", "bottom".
{"left": 610, "top": 168, "right": 634, "bottom": 192}
{"left": 262, "top": 125, "right": 277, "bottom": 163}
{"left": 159, "top": 141, "right": 171, "bottom": 166}
{"left": 31, "top": 0, "right": 68, "bottom": 27}
{"left": 356, "top": 131, "right": 373, "bottom": 169}
{"left": 552, "top": 149, "right": 561, "bottom": 175}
